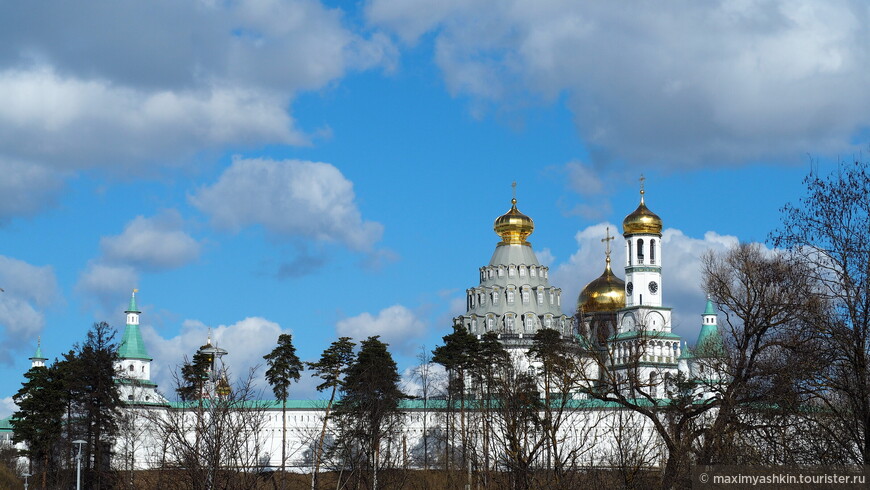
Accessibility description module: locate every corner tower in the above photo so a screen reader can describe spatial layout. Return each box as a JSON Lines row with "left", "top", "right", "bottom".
{"left": 455, "top": 186, "right": 573, "bottom": 349}
{"left": 116, "top": 290, "right": 162, "bottom": 405}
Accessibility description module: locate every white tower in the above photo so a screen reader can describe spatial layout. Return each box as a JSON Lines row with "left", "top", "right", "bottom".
{"left": 116, "top": 290, "right": 163, "bottom": 405}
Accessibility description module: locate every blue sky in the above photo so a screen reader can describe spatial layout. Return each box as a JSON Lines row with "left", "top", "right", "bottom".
{"left": 2, "top": 0, "right": 869, "bottom": 417}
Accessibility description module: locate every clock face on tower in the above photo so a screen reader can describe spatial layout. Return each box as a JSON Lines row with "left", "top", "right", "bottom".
{"left": 648, "top": 281, "right": 659, "bottom": 294}
{"left": 626, "top": 282, "right": 633, "bottom": 295}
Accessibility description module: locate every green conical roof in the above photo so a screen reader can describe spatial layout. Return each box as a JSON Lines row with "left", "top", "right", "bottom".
{"left": 678, "top": 340, "right": 694, "bottom": 360}
{"left": 118, "top": 291, "right": 151, "bottom": 360}
{"left": 30, "top": 337, "right": 47, "bottom": 361}
{"left": 703, "top": 298, "right": 716, "bottom": 316}
{"left": 695, "top": 324, "right": 724, "bottom": 357}
{"left": 126, "top": 289, "right": 140, "bottom": 313}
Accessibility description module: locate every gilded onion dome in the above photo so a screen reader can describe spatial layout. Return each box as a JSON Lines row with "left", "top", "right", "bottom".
{"left": 494, "top": 197, "right": 534, "bottom": 245}
{"left": 623, "top": 188, "right": 662, "bottom": 235}
{"left": 578, "top": 256, "right": 626, "bottom": 313}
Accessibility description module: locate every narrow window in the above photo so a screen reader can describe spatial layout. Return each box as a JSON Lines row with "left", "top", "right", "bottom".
{"left": 637, "top": 239, "right": 645, "bottom": 264}
{"left": 650, "top": 239, "right": 656, "bottom": 264}
{"left": 627, "top": 240, "right": 632, "bottom": 264}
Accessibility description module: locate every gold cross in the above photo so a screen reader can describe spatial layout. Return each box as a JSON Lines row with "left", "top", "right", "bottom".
{"left": 601, "top": 226, "right": 614, "bottom": 258}
{"left": 639, "top": 174, "right": 646, "bottom": 192}
{"left": 511, "top": 181, "right": 517, "bottom": 200}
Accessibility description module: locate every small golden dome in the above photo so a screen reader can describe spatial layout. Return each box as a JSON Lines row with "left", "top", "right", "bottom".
{"left": 494, "top": 197, "right": 534, "bottom": 245}
{"left": 623, "top": 189, "right": 662, "bottom": 235}
{"left": 578, "top": 257, "right": 626, "bottom": 313}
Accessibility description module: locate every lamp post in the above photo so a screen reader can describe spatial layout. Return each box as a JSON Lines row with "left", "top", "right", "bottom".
{"left": 22, "top": 472, "right": 30, "bottom": 490}
{"left": 73, "top": 439, "right": 86, "bottom": 490}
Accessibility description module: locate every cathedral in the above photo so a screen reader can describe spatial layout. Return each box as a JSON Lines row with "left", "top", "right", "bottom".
{"left": 3, "top": 183, "right": 723, "bottom": 472}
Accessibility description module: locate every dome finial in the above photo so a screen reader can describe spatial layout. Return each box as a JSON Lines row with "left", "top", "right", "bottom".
{"left": 639, "top": 174, "right": 646, "bottom": 204}
{"left": 601, "top": 226, "right": 615, "bottom": 268}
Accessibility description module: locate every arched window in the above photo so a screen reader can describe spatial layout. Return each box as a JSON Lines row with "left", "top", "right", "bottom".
{"left": 637, "top": 239, "right": 645, "bottom": 264}
{"left": 627, "top": 240, "right": 632, "bottom": 264}
{"left": 129, "top": 365, "right": 134, "bottom": 372}
{"left": 650, "top": 239, "right": 656, "bottom": 264}
{"left": 650, "top": 372, "right": 658, "bottom": 398}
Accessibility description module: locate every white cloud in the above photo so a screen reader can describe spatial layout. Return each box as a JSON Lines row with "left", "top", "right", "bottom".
{"left": 0, "top": 396, "right": 17, "bottom": 419}
{"left": 76, "top": 210, "right": 201, "bottom": 314}
{"left": 336, "top": 305, "right": 426, "bottom": 355}
{"left": 101, "top": 210, "right": 201, "bottom": 270}
{"left": 0, "top": 256, "right": 61, "bottom": 362}
{"left": 75, "top": 263, "right": 139, "bottom": 316}
{"left": 368, "top": 0, "right": 870, "bottom": 166}
{"left": 0, "top": 1, "right": 397, "bottom": 220}
{"left": 191, "top": 157, "right": 384, "bottom": 251}
{"left": 143, "top": 316, "right": 295, "bottom": 400}
{"left": 550, "top": 223, "right": 742, "bottom": 341}
{"left": 0, "top": 159, "right": 65, "bottom": 221}
{"left": 0, "top": 67, "right": 305, "bottom": 170}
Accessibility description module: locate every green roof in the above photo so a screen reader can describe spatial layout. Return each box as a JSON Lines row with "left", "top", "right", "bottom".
{"left": 118, "top": 324, "right": 151, "bottom": 360}
{"left": 703, "top": 298, "right": 716, "bottom": 316}
{"left": 695, "top": 324, "right": 725, "bottom": 357}
{"left": 678, "top": 341, "right": 694, "bottom": 360}
{"left": 30, "top": 338, "right": 46, "bottom": 361}
{"left": 0, "top": 416, "right": 12, "bottom": 432}
{"left": 118, "top": 291, "right": 151, "bottom": 360}
{"left": 126, "top": 290, "right": 140, "bottom": 313}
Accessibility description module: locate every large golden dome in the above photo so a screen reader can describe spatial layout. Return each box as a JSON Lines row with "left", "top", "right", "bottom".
{"left": 623, "top": 189, "right": 662, "bottom": 235}
{"left": 578, "top": 257, "right": 626, "bottom": 314}
{"left": 494, "top": 198, "right": 534, "bottom": 245}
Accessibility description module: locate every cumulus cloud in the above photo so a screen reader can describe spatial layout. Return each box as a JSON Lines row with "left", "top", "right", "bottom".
{"left": 550, "top": 223, "right": 742, "bottom": 341}
{"left": 336, "top": 305, "right": 426, "bottom": 355}
{"left": 0, "top": 255, "right": 61, "bottom": 363}
{"left": 76, "top": 210, "right": 200, "bottom": 313}
{"left": 368, "top": 0, "right": 870, "bottom": 166}
{"left": 0, "top": 1, "right": 396, "bottom": 221}
{"left": 75, "top": 263, "right": 139, "bottom": 316}
{"left": 101, "top": 210, "right": 201, "bottom": 270}
{"left": 0, "top": 159, "right": 65, "bottom": 221}
{"left": 143, "top": 316, "right": 296, "bottom": 399}
{"left": 0, "top": 396, "right": 17, "bottom": 419}
{"left": 191, "top": 157, "right": 384, "bottom": 251}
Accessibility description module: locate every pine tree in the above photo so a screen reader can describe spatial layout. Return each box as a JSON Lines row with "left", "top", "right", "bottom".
{"left": 335, "top": 336, "right": 403, "bottom": 490}
{"left": 263, "top": 333, "right": 303, "bottom": 483}
{"left": 73, "top": 322, "right": 123, "bottom": 490}
{"left": 12, "top": 363, "right": 65, "bottom": 487}
{"left": 432, "top": 325, "right": 479, "bottom": 472}
{"left": 307, "top": 336, "right": 355, "bottom": 490}
{"left": 176, "top": 348, "right": 212, "bottom": 402}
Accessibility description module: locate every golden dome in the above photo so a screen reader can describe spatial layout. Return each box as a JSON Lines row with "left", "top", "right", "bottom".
{"left": 494, "top": 198, "right": 534, "bottom": 245}
{"left": 578, "top": 257, "right": 626, "bottom": 314}
{"left": 623, "top": 189, "right": 662, "bottom": 235}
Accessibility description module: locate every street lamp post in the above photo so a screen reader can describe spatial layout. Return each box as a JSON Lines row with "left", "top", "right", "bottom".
{"left": 22, "top": 472, "right": 30, "bottom": 490}
{"left": 73, "top": 439, "right": 86, "bottom": 490}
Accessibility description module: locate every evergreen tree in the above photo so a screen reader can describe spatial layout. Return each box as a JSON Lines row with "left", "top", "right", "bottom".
{"left": 12, "top": 363, "right": 65, "bottom": 488}
{"left": 432, "top": 325, "right": 479, "bottom": 472}
{"left": 73, "top": 322, "right": 123, "bottom": 490}
{"left": 263, "top": 333, "right": 303, "bottom": 482}
{"left": 307, "top": 336, "right": 355, "bottom": 490}
{"left": 176, "top": 348, "right": 212, "bottom": 402}
{"left": 335, "top": 336, "right": 403, "bottom": 490}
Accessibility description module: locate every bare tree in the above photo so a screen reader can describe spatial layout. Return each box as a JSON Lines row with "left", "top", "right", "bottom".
{"left": 771, "top": 158, "right": 870, "bottom": 464}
